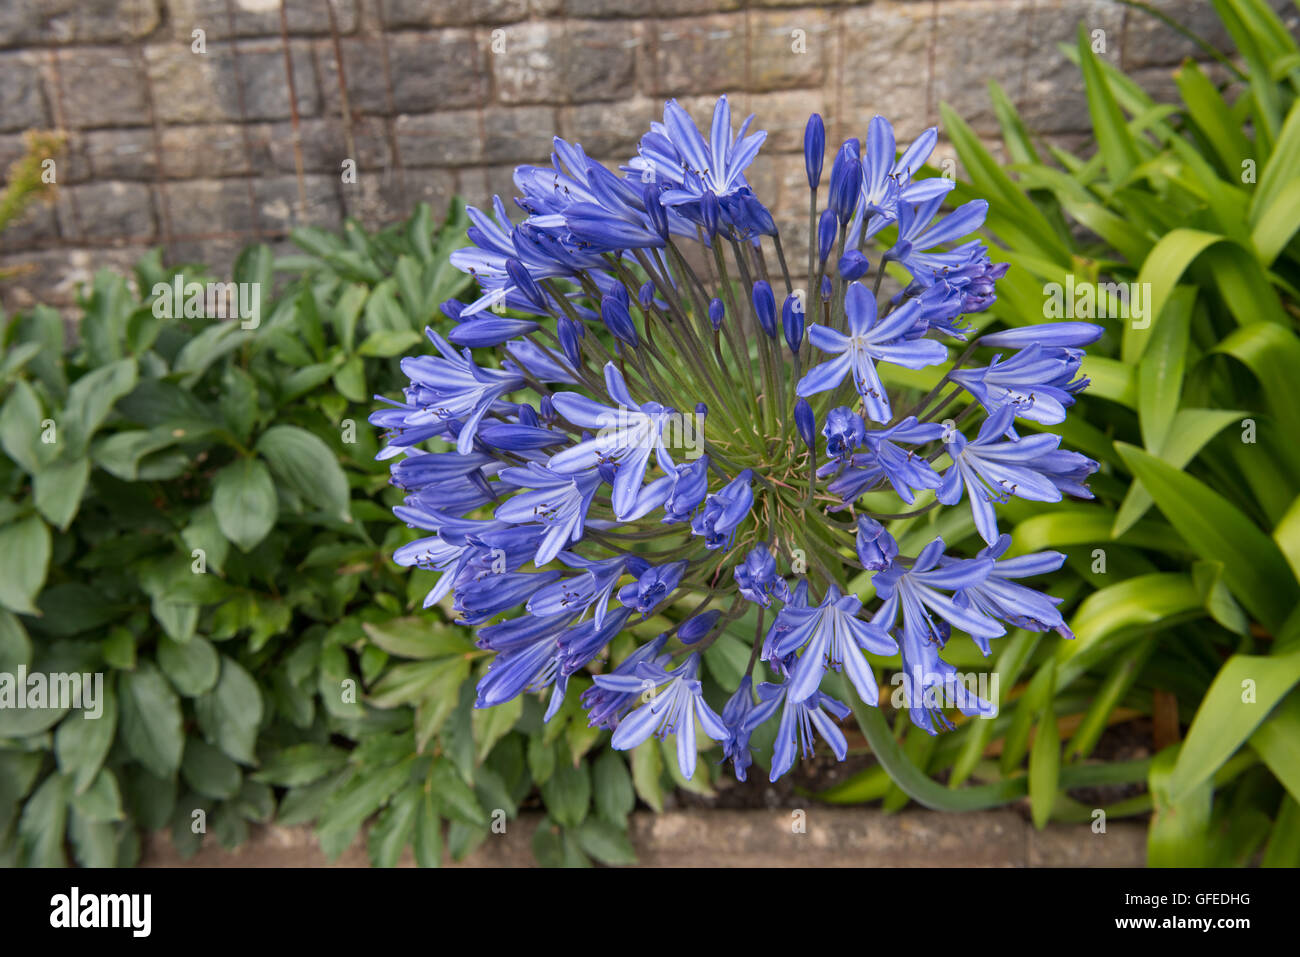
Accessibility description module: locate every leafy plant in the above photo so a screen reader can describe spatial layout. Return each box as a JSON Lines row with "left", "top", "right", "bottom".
{"left": 0, "top": 200, "right": 640, "bottom": 867}
{"left": 822, "top": 0, "right": 1300, "bottom": 866}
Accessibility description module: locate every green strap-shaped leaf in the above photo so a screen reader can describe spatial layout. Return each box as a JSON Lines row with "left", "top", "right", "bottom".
{"left": 1077, "top": 22, "right": 1141, "bottom": 179}
{"left": 1124, "top": 229, "right": 1223, "bottom": 364}
{"left": 1175, "top": 60, "right": 1254, "bottom": 176}
{"left": 1136, "top": 286, "right": 1193, "bottom": 451}
{"left": 1113, "top": 408, "right": 1245, "bottom": 536}
{"left": 1166, "top": 645, "right": 1300, "bottom": 801}
{"left": 843, "top": 677, "right": 1025, "bottom": 811}
{"left": 1058, "top": 572, "right": 1201, "bottom": 671}
{"left": 1250, "top": 690, "right": 1300, "bottom": 803}
{"left": 1149, "top": 745, "right": 1212, "bottom": 866}
{"left": 1116, "top": 443, "right": 1298, "bottom": 633}
{"left": 1212, "top": 322, "right": 1300, "bottom": 447}
{"left": 1250, "top": 178, "right": 1300, "bottom": 264}
{"left": 1251, "top": 93, "right": 1300, "bottom": 223}
{"left": 1275, "top": 493, "right": 1300, "bottom": 585}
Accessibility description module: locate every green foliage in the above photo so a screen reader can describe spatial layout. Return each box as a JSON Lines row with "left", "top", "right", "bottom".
{"left": 0, "top": 201, "right": 648, "bottom": 867}
{"left": 830, "top": 0, "right": 1300, "bottom": 866}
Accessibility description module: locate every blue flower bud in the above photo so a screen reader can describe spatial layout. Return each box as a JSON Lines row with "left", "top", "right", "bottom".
{"left": 638, "top": 281, "right": 656, "bottom": 308}
{"left": 708, "top": 297, "right": 725, "bottom": 330}
{"left": 441, "top": 299, "right": 466, "bottom": 323}
{"left": 701, "top": 190, "right": 721, "bottom": 238}
{"left": 558, "top": 316, "right": 583, "bottom": 367}
{"left": 600, "top": 294, "right": 639, "bottom": 347}
{"left": 782, "top": 293, "right": 804, "bottom": 353}
{"left": 505, "top": 258, "right": 546, "bottom": 311}
{"left": 794, "top": 398, "right": 816, "bottom": 451}
{"left": 751, "top": 280, "right": 777, "bottom": 338}
{"left": 643, "top": 183, "right": 669, "bottom": 240}
{"left": 821, "top": 274, "right": 833, "bottom": 301}
{"left": 678, "top": 609, "right": 721, "bottom": 645}
{"left": 855, "top": 516, "right": 899, "bottom": 571}
{"left": 817, "top": 208, "right": 838, "bottom": 265}
{"left": 838, "top": 249, "right": 870, "bottom": 280}
{"left": 828, "top": 139, "right": 862, "bottom": 225}
{"left": 804, "top": 113, "right": 825, "bottom": 190}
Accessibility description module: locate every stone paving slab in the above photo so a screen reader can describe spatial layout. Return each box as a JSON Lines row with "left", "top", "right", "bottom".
{"left": 140, "top": 809, "right": 1147, "bottom": 867}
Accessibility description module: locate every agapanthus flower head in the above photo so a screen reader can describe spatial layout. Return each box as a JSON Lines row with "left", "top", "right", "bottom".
{"left": 374, "top": 95, "right": 1099, "bottom": 783}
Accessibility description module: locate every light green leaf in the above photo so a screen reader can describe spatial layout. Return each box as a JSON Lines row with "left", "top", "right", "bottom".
{"left": 0, "top": 514, "right": 50, "bottom": 615}
{"left": 1249, "top": 691, "right": 1300, "bottom": 803}
{"left": 1167, "top": 645, "right": 1300, "bottom": 801}
{"left": 255, "top": 425, "right": 351, "bottom": 522}
{"left": 0, "top": 378, "right": 43, "bottom": 473}
{"left": 33, "top": 456, "right": 90, "bottom": 530}
{"left": 195, "top": 656, "right": 264, "bottom": 765}
{"left": 1116, "top": 443, "right": 1299, "bottom": 632}
{"left": 368, "top": 785, "right": 419, "bottom": 868}
{"left": 119, "top": 663, "right": 184, "bottom": 777}
{"left": 211, "top": 457, "right": 277, "bottom": 552}
{"left": 1149, "top": 745, "right": 1211, "bottom": 866}
{"left": 54, "top": 692, "right": 118, "bottom": 794}
{"left": 362, "top": 617, "right": 475, "bottom": 659}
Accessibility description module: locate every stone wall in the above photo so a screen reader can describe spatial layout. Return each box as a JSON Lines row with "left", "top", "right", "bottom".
{"left": 0, "top": 0, "right": 1293, "bottom": 308}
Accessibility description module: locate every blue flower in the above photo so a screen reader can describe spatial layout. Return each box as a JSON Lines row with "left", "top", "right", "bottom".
{"left": 855, "top": 516, "right": 899, "bottom": 571}
{"left": 618, "top": 560, "right": 688, "bottom": 617}
{"left": 527, "top": 553, "right": 642, "bottom": 627}
{"left": 938, "top": 405, "right": 1094, "bottom": 544}
{"left": 895, "top": 633, "right": 996, "bottom": 735}
{"left": 598, "top": 653, "right": 729, "bottom": 780}
{"left": 580, "top": 635, "right": 669, "bottom": 730}
{"left": 804, "top": 114, "right": 825, "bottom": 190}
{"left": 980, "top": 321, "right": 1104, "bottom": 348}
{"left": 826, "top": 416, "right": 945, "bottom": 505}
{"left": 691, "top": 469, "right": 754, "bottom": 549}
{"left": 886, "top": 196, "right": 989, "bottom": 287}
{"left": 872, "top": 537, "right": 1005, "bottom": 651}
{"left": 733, "top": 544, "right": 790, "bottom": 608}
{"left": 827, "top": 139, "right": 862, "bottom": 224}
{"left": 720, "top": 677, "right": 757, "bottom": 781}
{"left": 475, "top": 612, "right": 575, "bottom": 716}
{"left": 495, "top": 464, "right": 603, "bottom": 566}
{"left": 662, "top": 454, "right": 711, "bottom": 523}
{"left": 547, "top": 362, "right": 682, "bottom": 520}
{"left": 822, "top": 406, "right": 867, "bottom": 461}
{"left": 952, "top": 534, "right": 1073, "bottom": 648}
{"left": 375, "top": 95, "right": 1099, "bottom": 782}
{"left": 765, "top": 585, "right": 898, "bottom": 704}
{"left": 847, "top": 118, "right": 953, "bottom": 246}
{"left": 797, "top": 282, "right": 948, "bottom": 422}
{"left": 950, "top": 344, "right": 1089, "bottom": 426}
{"left": 744, "top": 681, "right": 852, "bottom": 782}
{"left": 393, "top": 329, "right": 524, "bottom": 455}
{"left": 638, "top": 95, "right": 768, "bottom": 233}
